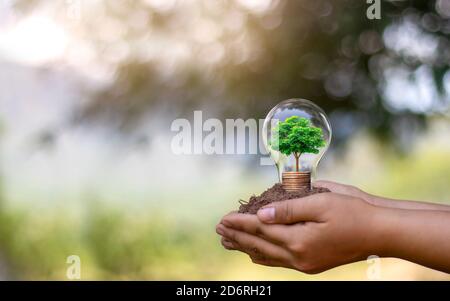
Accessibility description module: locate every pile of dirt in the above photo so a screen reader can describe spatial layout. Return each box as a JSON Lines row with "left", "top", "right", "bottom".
{"left": 238, "top": 183, "right": 330, "bottom": 214}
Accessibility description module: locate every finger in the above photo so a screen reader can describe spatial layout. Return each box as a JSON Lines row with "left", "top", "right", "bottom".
{"left": 221, "top": 213, "right": 289, "bottom": 246}
{"left": 313, "top": 180, "right": 337, "bottom": 190}
{"left": 314, "top": 180, "right": 365, "bottom": 200}
{"left": 217, "top": 224, "right": 292, "bottom": 264}
{"left": 218, "top": 211, "right": 238, "bottom": 224}
{"left": 250, "top": 255, "right": 291, "bottom": 269}
{"left": 313, "top": 180, "right": 352, "bottom": 194}
{"left": 221, "top": 237, "right": 236, "bottom": 250}
{"left": 257, "top": 194, "right": 328, "bottom": 224}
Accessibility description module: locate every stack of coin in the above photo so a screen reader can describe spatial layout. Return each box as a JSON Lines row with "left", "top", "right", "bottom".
{"left": 282, "top": 172, "right": 311, "bottom": 191}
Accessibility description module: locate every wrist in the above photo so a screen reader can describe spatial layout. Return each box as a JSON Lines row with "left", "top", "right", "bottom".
{"left": 364, "top": 205, "right": 396, "bottom": 258}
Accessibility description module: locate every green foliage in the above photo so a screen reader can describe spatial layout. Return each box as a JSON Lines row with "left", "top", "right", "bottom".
{"left": 270, "top": 116, "right": 325, "bottom": 170}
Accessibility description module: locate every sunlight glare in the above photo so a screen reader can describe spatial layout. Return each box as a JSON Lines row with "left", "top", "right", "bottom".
{"left": 0, "top": 15, "right": 67, "bottom": 66}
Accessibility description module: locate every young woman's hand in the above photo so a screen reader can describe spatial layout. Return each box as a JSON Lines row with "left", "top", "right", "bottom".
{"left": 217, "top": 189, "right": 450, "bottom": 273}
{"left": 216, "top": 193, "right": 383, "bottom": 273}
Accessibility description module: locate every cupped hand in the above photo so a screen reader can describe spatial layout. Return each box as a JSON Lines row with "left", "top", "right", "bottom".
{"left": 313, "top": 180, "right": 374, "bottom": 203}
{"left": 216, "top": 192, "right": 382, "bottom": 274}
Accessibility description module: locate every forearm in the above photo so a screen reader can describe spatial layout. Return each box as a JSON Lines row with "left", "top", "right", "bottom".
{"left": 372, "top": 207, "right": 450, "bottom": 273}
{"left": 314, "top": 181, "right": 450, "bottom": 212}
{"left": 365, "top": 193, "right": 450, "bottom": 212}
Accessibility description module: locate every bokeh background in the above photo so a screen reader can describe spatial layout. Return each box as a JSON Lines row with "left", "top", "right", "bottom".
{"left": 0, "top": 0, "right": 449, "bottom": 280}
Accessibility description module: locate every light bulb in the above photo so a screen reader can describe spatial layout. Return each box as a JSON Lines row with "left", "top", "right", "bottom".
{"left": 262, "top": 98, "right": 332, "bottom": 191}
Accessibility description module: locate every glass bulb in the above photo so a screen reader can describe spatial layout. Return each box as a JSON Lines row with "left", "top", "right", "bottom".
{"left": 262, "top": 98, "right": 332, "bottom": 190}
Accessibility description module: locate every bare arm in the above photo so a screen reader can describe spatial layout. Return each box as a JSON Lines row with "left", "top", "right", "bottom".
{"left": 367, "top": 195, "right": 450, "bottom": 211}
{"left": 375, "top": 207, "right": 450, "bottom": 273}
{"left": 314, "top": 180, "right": 450, "bottom": 212}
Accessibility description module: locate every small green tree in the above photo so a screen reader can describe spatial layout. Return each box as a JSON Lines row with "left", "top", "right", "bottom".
{"left": 270, "top": 116, "right": 325, "bottom": 171}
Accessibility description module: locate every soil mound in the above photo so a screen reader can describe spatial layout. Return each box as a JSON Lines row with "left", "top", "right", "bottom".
{"left": 238, "top": 183, "right": 330, "bottom": 214}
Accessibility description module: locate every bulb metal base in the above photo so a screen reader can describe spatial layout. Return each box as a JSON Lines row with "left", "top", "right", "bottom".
{"left": 282, "top": 172, "right": 311, "bottom": 191}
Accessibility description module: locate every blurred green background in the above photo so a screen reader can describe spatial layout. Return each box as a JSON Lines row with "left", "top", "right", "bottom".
{"left": 0, "top": 0, "right": 449, "bottom": 280}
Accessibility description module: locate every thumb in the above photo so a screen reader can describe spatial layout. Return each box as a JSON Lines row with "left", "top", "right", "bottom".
{"left": 257, "top": 196, "right": 325, "bottom": 224}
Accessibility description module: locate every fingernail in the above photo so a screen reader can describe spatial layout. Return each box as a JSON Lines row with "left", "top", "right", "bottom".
{"left": 216, "top": 225, "right": 225, "bottom": 236}
{"left": 257, "top": 207, "right": 275, "bottom": 222}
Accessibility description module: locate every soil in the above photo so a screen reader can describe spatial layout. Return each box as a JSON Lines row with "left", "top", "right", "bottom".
{"left": 238, "top": 183, "right": 330, "bottom": 214}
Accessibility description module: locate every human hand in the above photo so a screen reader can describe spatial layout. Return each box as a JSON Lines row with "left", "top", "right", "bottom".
{"left": 216, "top": 192, "right": 382, "bottom": 274}
{"left": 313, "top": 180, "right": 374, "bottom": 203}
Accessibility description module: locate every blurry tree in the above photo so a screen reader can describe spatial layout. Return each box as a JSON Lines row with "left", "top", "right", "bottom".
{"left": 13, "top": 0, "right": 450, "bottom": 147}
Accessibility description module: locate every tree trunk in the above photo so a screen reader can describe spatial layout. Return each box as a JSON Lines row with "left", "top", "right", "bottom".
{"left": 295, "top": 153, "right": 300, "bottom": 171}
